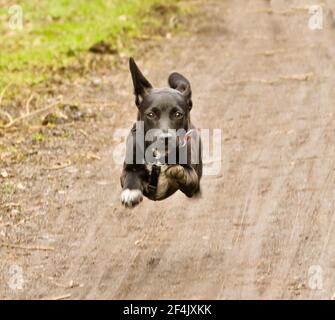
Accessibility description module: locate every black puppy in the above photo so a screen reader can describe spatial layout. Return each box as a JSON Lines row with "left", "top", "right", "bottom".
{"left": 120, "top": 58, "right": 202, "bottom": 207}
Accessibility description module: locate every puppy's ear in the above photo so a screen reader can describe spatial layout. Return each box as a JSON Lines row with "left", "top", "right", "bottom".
{"left": 129, "top": 58, "right": 152, "bottom": 107}
{"left": 168, "top": 72, "right": 193, "bottom": 109}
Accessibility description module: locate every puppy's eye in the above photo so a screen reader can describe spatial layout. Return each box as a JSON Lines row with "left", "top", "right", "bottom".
{"left": 174, "top": 111, "right": 183, "bottom": 119}
{"left": 146, "top": 112, "right": 155, "bottom": 119}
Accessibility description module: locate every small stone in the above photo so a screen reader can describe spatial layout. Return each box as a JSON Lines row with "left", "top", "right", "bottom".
{"left": 17, "top": 183, "right": 25, "bottom": 190}
{"left": 135, "top": 240, "right": 142, "bottom": 246}
{"left": 0, "top": 169, "right": 8, "bottom": 178}
{"left": 92, "top": 78, "right": 102, "bottom": 87}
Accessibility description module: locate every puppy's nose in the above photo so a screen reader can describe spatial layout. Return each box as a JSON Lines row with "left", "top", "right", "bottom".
{"left": 158, "top": 132, "right": 173, "bottom": 143}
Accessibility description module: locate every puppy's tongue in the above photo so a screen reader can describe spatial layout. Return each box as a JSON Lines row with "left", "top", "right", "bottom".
{"left": 180, "top": 129, "right": 194, "bottom": 147}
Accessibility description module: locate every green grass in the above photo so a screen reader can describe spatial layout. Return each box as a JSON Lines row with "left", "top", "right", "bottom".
{"left": 32, "top": 132, "right": 45, "bottom": 142}
{"left": 0, "top": 0, "right": 180, "bottom": 92}
{"left": 1, "top": 182, "right": 15, "bottom": 193}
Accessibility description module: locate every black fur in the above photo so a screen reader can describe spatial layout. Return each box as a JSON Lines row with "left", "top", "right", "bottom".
{"left": 120, "top": 58, "right": 202, "bottom": 207}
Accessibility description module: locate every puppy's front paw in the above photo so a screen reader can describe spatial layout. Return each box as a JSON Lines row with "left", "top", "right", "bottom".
{"left": 166, "top": 165, "right": 187, "bottom": 185}
{"left": 121, "top": 189, "right": 143, "bottom": 208}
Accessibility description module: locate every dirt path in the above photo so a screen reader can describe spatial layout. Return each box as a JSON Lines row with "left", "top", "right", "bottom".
{"left": 2, "top": 0, "right": 335, "bottom": 299}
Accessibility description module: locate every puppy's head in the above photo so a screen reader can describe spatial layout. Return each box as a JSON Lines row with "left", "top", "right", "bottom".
{"left": 129, "top": 58, "right": 193, "bottom": 158}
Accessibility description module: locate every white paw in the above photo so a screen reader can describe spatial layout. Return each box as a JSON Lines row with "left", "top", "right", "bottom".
{"left": 121, "top": 189, "right": 143, "bottom": 208}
